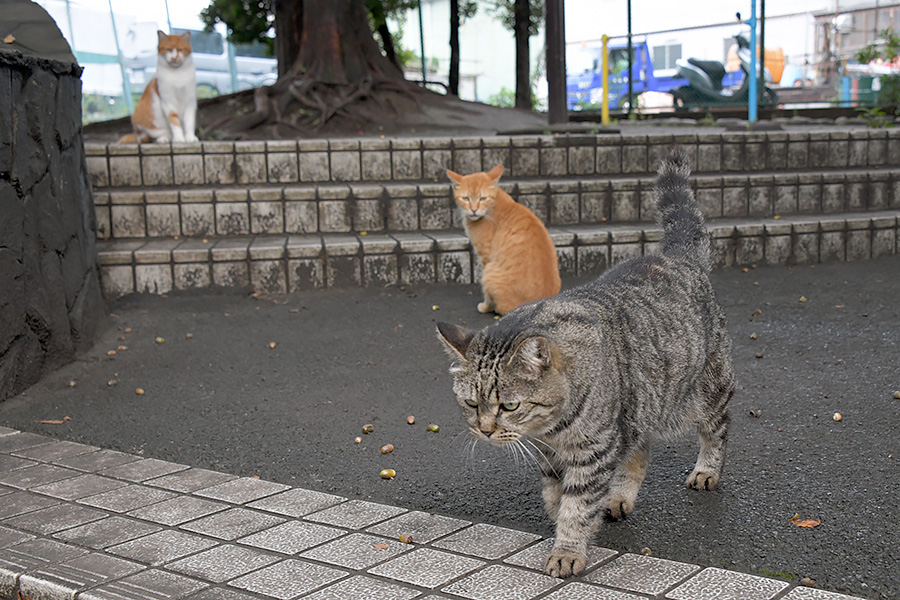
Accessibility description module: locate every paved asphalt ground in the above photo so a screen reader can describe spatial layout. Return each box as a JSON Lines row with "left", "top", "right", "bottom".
{"left": 1, "top": 256, "right": 898, "bottom": 600}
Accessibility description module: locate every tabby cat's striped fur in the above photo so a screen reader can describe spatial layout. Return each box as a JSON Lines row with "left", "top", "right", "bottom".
{"left": 437, "top": 148, "right": 734, "bottom": 578}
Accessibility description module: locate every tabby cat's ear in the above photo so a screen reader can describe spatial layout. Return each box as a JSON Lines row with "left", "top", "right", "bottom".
{"left": 446, "top": 169, "right": 464, "bottom": 185}
{"left": 510, "top": 336, "right": 553, "bottom": 380}
{"left": 486, "top": 165, "right": 504, "bottom": 185}
{"left": 436, "top": 322, "right": 474, "bottom": 361}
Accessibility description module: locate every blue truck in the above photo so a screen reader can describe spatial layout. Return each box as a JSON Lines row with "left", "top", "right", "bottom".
{"left": 566, "top": 40, "right": 689, "bottom": 111}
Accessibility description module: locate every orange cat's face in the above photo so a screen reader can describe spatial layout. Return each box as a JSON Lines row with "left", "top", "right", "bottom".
{"left": 157, "top": 31, "right": 192, "bottom": 68}
{"left": 448, "top": 165, "right": 504, "bottom": 222}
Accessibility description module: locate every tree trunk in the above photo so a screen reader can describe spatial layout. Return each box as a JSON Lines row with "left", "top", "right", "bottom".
{"left": 514, "top": 0, "right": 531, "bottom": 109}
{"left": 449, "top": 0, "right": 460, "bottom": 96}
{"left": 273, "top": 0, "right": 302, "bottom": 78}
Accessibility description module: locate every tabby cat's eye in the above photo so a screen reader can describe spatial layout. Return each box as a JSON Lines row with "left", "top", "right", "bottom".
{"left": 501, "top": 401, "right": 520, "bottom": 411}
{"left": 465, "top": 398, "right": 479, "bottom": 408}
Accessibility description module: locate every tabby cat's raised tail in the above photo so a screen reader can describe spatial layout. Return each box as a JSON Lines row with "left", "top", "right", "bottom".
{"left": 654, "top": 148, "right": 710, "bottom": 272}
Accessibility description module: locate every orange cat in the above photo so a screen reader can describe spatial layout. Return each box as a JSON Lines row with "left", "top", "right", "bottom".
{"left": 448, "top": 165, "right": 561, "bottom": 315}
{"left": 118, "top": 31, "right": 198, "bottom": 144}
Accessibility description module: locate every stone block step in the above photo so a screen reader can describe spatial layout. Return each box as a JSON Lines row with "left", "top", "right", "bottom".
{"left": 96, "top": 212, "right": 900, "bottom": 298}
{"left": 92, "top": 169, "right": 900, "bottom": 241}
{"left": 84, "top": 130, "right": 900, "bottom": 191}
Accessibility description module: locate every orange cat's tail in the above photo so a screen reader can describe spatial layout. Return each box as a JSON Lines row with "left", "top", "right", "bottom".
{"left": 116, "top": 132, "right": 151, "bottom": 144}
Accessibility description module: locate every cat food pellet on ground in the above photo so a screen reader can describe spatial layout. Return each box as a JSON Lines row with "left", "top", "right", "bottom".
{"left": 380, "top": 469, "right": 396, "bottom": 479}
{"left": 427, "top": 424, "right": 439, "bottom": 433}
{"left": 107, "top": 380, "right": 117, "bottom": 386}
{"left": 381, "top": 444, "right": 394, "bottom": 454}
{"left": 185, "top": 333, "right": 193, "bottom": 340}
{"left": 124, "top": 328, "right": 132, "bottom": 333}
{"left": 399, "top": 535, "right": 413, "bottom": 544}
{"left": 354, "top": 436, "right": 362, "bottom": 444}
{"left": 833, "top": 412, "right": 842, "bottom": 421}
{"left": 407, "top": 416, "right": 415, "bottom": 425}
{"left": 893, "top": 391, "right": 900, "bottom": 399}
{"left": 362, "top": 424, "right": 374, "bottom": 434}
{"left": 117, "top": 345, "right": 127, "bottom": 351}
{"left": 155, "top": 337, "right": 165, "bottom": 344}
{"left": 135, "top": 388, "right": 145, "bottom": 395}
{"left": 107, "top": 350, "right": 116, "bottom": 356}
{"left": 268, "top": 342, "right": 276, "bottom": 349}
{"left": 66, "top": 380, "right": 76, "bottom": 388}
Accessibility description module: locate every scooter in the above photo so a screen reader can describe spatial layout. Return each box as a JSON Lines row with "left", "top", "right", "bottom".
{"left": 670, "top": 34, "right": 777, "bottom": 109}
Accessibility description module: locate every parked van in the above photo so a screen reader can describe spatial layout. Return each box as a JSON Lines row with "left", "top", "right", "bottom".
{"left": 125, "top": 27, "right": 277, "bottom": 96}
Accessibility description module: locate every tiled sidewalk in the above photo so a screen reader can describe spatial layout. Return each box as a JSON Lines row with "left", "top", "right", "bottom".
{"left": 0, "top": 427, "right": 863, "bottom": 600}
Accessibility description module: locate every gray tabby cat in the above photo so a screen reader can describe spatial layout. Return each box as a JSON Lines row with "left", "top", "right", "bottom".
{"left": 436, "top": 147, "right": 734, "bottom": 578}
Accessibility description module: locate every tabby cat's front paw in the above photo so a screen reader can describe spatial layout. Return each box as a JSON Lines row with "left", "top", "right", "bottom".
{"left": 544, "top": 551, "right": 586, "bottom": 578}
{"left": 686, "top": 469, "right": 720, "bottom": 490}
{"left": 477, "top": 302, "right": 493, "bottom": 313}
{"left": 606, "top": 495, "right": 636, "bottom": 520}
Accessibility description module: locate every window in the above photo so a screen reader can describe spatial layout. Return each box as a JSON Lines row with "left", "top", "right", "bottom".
{"left": 652, "top": 44, "right": 682, "bottom": 70}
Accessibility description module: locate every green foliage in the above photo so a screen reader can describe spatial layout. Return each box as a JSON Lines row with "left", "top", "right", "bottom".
{"left": 858, "top": 106, "right": 893, "bottom": 128}
{"left": 487, "top": 86, "right": 516, "bottom": 108}
{"left": 854, "top": 28, "right": 900, "bottom": 112}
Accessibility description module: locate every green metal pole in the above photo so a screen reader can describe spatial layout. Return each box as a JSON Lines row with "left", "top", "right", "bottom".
{"left": 418, "top": 1, "right": 427, "bottom": 83}
{"left": 107, "top": 0, "right": 134, "bottom": 112}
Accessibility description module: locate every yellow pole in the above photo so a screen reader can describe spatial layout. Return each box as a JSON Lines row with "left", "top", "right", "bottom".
{"left": 601, "top": 35, "right": 610, "bottom": 125}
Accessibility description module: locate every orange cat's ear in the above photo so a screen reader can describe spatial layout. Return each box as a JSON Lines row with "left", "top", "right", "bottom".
{"left": 447, "top": 170, "right": 464, "bottom": 185}
{"left": 180, "top": 31, "right": 192, "bottom": 41}
{"left": 157, "top": 30, "right": 166, "bottom": 43}
{"left": 486, "top": 165, "right": 504, "bottom": 185}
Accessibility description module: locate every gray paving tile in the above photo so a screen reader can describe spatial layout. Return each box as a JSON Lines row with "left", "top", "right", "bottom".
{"left": 666, "top": 567, "right": 791, "bottom": 600}
{"left": 13, "top": 440, "right": 98, "bottom": 462}
{"left": 0, "top": 538, "right": 89, "bottom": 579}
{"left": 782, "top": 587, "right": 867, "bottom": 600}
{"left": 54, "top": 515, "right": 162, "bottom": 549}
{"left": 504, "top": 539, "right": 618, "bottom": 573}
{"left": 542, "top": 581, "right": 648, "bottom": 599}
{"left": 78, "top": 483, "right": 178, "bottom": 512}
{"left": 179, "top": 507, "right": 285, "bottom": 541}
{"left": 145, "top": 468, "right": 237, "bottom": 493}
{"left": 31, "top": 473, "right": 128, "bottom": 500}
{"left": 166, "top": 544, "right": 281, "bottom": 583}
{"left": 365, "top": 510, "right": 470, "bottom": 544}
{"left": 302, "top": 575, "right": 420, "bottom": 600}
{"left": 299, "top": 532, "right": 412, "bottom": 570}
{"left": 107, "top": 529, "right": 219, "bottom": 566}
{"left": 194, "top": 477, "right": 290, "bottom": 504}
{"left": 19, "top": 552, "right": 143, "bottom": 599}
{"left": 246, "top": 487, "right": 345, "bottom": 517}
{"left": 99, "top": 457, "right": 190, "bottom": 482}
{"left": 432, "top": 523, "right": 541, "bottom": 560}
{"left": 0, "top": 490, "right": 60, "bottom": 519}
{"left": 0, "top": 432, "right": 53, "bottom": 453}
{"left": 54, "top": 448, "right": 142, "bottom": 472}
{"left": 2, "top": 502, "right": 108, "bottom": 535}
{"left": 441, "top": 564, "right": 562, "bottom": 600}
{"left": 584, "top": 553, "right": 700, "bottom": 596}
{"left": 368, "top": 547, "right": 485, "bottom": 589}
{"left": 127, "top": 495, "right": 228, "bottom": 526}
{"left": 304, "top": 499, "right": 406, "bottom": 529}
{"left": 81, "top": 568, "right": 209, "bottom": 600}
{"left": 0, "top": 484, "right": 14, "bottom": 496}
{"left": 0, "top": 454, "right": 37, "bottom": 473}
{"left": 185, "top": 588, "right": 261, "bottom": 600}
{"left": 227, "top": 559, "right": 347, "bottom": 600}
{"left": 0, "top": 426, "right": 17, "bottom": 437}
{"left": 0, "top": 525, "right": 34, "bottom": 550}
{"left": 0, "top": 462, "right": 81, "bottom": 489}
{"left": 237, "top": 520, "right": 345, "bottom": 555}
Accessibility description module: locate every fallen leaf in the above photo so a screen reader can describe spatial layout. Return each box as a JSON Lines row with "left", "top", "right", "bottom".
{"left": 36, "top": 416, "right": 71, "bottom": 424}
{"left": 790, "top": 513, "right": 821, "bottom": 528}
{"left": 3, "top": 34, "right": 15, "bottom": 44}
{"left": 372, "top": 543, "right": 389, "bottom": 550}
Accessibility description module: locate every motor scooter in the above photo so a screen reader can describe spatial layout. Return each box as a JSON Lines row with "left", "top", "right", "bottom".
{"left": 670, "top": 34, "right": 777, "bottom": 109}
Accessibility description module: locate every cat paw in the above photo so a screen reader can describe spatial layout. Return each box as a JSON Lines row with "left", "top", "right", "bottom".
{"left": 606, "top": 495, "right": 636, "bottom": 520}
{"left": 155, "top": 136, "right": 171, "bottom": 144}
{"left": 184, "top": 134, "right": 199, "bottom": 143}
{"left": 544, "top": 551, "right": 586, "bottom": 578}
{"left": 477, "top": 302, "right": 493, "bottom": 313}
{"left": 686, "top": 470, "right": 720, "bottom": 490}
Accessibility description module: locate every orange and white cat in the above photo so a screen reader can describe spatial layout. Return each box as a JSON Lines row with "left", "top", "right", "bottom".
{"left": 448, "top": 165, "right": 561, "bottom": 315}
{"left": 118, "top": 31, "right": 198, "bottom": 144}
